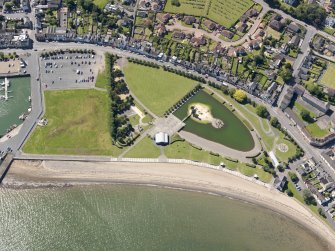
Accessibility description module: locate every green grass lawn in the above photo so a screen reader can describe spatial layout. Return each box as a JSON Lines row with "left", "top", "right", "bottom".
{"left": 129, "top": 114, "right": 140, "bottom": 127}
{"left": 164, "top": 0, "right": 253, "bottom": 28}
{"left": 266, "top": 27, "right": 282, "bottom": 40}
{"left": 274, "top": 134, "right": 297, "bottom": 163}
{"left": 123, "top": 63, "right": 196, "bottom": 116}
{"left": 291, "top": 100, "right": 330, "bottom": 139}
{"left": 306, "top": 123, "right": 330, "bottom": 138}
{"left": 23, "top": 89, "right": 125, "bottom": 156}
{"left": 320, "top": 63, "right": 335, "bottom": 88}
{"left": 95, "top": 69, "right": 109, "bottom": 89}
{"left": 165, "top": 140, "right": 225, "bottom": 165}
{"left": 124, "top": 137, "right": 161, "bottom": 158}
{"left": 287, "top": 181, "right": 320, "bottom": 217}
{"left": 293, "top": 101, "right": 316, "bottom": 119}
{"left": 164, "top": 140, "right": 272, "bottom": 183}
{"left": 93, "top": 0, "right": 109, "bottom": 9}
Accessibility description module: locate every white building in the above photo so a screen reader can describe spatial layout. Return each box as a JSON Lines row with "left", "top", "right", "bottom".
{"left": 155, "top": 132, "right": 169, "bottom": 145}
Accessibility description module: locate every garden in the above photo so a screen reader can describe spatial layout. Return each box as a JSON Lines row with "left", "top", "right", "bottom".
{"left": 320, "top": 63, "right": 335, "bottom": 89}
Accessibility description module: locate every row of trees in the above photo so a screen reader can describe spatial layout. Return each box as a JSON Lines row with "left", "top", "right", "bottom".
{"left": 40, "top": 49, "right": 95, "bottom": 58}
{"left": 127, "top": 57, "right": 206, "bottom": 83}
{"left": 127, "top": 58, "right": 160, "bottom": 68}
{"left": 164, "top": 84, "right": 202, "bottom": 116}
{"left": 106, "top": 54, "right": 135, "bottom": 146}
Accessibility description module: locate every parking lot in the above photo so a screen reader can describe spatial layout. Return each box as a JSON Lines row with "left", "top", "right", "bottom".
{"left": 40, "top": 52, "right": 103, "bottom": 90}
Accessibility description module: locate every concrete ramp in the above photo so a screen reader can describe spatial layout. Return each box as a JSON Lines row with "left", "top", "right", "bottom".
{"left": 0, "top": 153, "right": 14, "bottom": 183}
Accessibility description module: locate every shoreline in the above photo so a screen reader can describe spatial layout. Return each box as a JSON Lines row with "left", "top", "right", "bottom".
{"left": 3, "top": 159, "right": 335, "bottom": 250}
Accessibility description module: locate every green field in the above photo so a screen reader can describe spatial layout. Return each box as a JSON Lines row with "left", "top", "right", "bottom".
{"left": 93, "top": 0, "right": 109, "bottom": 9}
{"left": 124, "top": 137, "right": 161, "bottom": 158}
{"left": 123, "top": 63, "right": 196, "bottom": 116}
{"left": 320, "top": 63, "right": 335, "bottom": 88}
{"left": 95, "top": 69, "right": 109, "bottom": 89}
{"left": 306, "top": 123, "right": 330, "bottom": 138}
{"left": 174, "top": 90, "right": 255, "bottom": 152}
{"left": 23, "top": 89, "right": 125, "bottom": 156}
{"left": 164, "top": 0, "right": 253, "bottom": 28}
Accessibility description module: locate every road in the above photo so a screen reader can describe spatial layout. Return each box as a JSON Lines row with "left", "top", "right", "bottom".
{"left": 0, "top": 41, "right": 333, "bottom": 177}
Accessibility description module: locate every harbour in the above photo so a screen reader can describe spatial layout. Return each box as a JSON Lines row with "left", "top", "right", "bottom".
{"left": 0, "top": 76, "right": 31, "bottom": 137}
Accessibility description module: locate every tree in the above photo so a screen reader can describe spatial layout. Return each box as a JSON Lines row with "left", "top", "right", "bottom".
{"left": 256, "top": 105, "right": 269, "bottom": 118}
{"left": 279, "top": 63, "right": 293, "bottom": 82}
{"left": 270, "top": 117, "right": 280, "bottom": 128}
{"left": 254, "top": 55, "right": 264, "bottom": 66}
{"left": 233, "top": 89, "right": 247, "bottom": 103}
{"left": 286, "top": 189, "right": 293, "bottom": 197}
{"left": 318, "top": 208, "right": 326, "bottom": 218}
{"left": 303, "top": 189, "right": 316, "bottom": 205}
{"left": 306, "top": 83, "right": 324, "bottom": 99}
{"left": 294, "top": 4, "right": 326, "bottom": 28}
{"left": 228, "top": 88, "right": 236, "bottom": 97}
{"left": 288, "top": 171, "right": 298, "bottom": 183}
{"left": 300, "top": 109, "right": 312, "bottom": 122}
{"left": 4, "top": 2, "right": 13, "bottom": 10}
{"left": 171, "top": 0, "right": 180, "bottom": 6}
{"left": 277, "top": 164, "right": 285, "bottom": 172}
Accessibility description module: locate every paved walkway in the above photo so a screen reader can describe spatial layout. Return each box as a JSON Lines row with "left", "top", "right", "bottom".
{"left": 178, "top": 130, "right": 261, "bottom": 163}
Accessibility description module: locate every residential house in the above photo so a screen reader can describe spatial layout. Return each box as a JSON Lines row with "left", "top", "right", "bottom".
{"left": 183, "top": 16, "right": 196, "bottom": 25}
{"left": 190, "top": 35, "right": 206, "bottom": 47}
{"left": 172, "top": 30, "right": 185, "bottom": 40}
{"left": 301, "top": 92, "right": 330, "bottom": 113}
{"left": 313, "top": 36, "right": 325, "bottom": 51}
{"left": 156, "top": 23, "right": 166, "bottom": 37}
{"left": 237, "top": 23, "right": 247, "bottom": 33}
{"left": 274, "top": 176, "right": 287, "bottom": 192}
{"left": 203, "top": 19, "right": 216, "bottom": 31}
{"left": 289, "top": 35, "right": 300, "bottom": 46}
{"left": 221, "top": 30, "right": 234, "bottom": 39}
{"left": 156, "top": 13, "right": 171, "bottom": 24}
{"left": 278, "top": 86, "right": 294, "bottom": 109}
{"left": 58, "top": 7, "right": 68, "bottom": 29}
{"left": 283, "top": 0, "right": 297, "bottom": 6}
{"left": 287, "top": 22, "right": 300, "bottom": 33}
{"left": 269, "top": 20, "right": 284, "bottom": 31}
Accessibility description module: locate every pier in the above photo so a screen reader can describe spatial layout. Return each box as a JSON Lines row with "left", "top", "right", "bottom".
{"left": 1, "top": 77, "right": 10, "bottom": 101}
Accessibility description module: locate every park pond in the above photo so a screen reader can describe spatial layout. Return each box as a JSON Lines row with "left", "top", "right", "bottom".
{"left": 0, "top": 76, "right": 31, "bottom": 136}
{"left": 174, "top": 90, "right": 255, "bottom": 152}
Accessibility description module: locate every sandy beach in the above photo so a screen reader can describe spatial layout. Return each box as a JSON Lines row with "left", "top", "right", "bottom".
{"left": 4, "top": 160, "right": 335, "bottom": 250}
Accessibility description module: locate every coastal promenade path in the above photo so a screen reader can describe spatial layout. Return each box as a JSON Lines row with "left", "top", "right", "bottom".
{"left": 13, "top": 154, "right": 271, "bottom": 188}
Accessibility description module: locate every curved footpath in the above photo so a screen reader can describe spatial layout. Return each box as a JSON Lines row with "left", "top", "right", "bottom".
{"left": 4, "top": 160, "right": 335, "bottom": 250}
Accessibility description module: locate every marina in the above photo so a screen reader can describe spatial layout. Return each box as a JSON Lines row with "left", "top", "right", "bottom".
{"left": 0, "top": 77, "right": 31, "bottom": 137}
